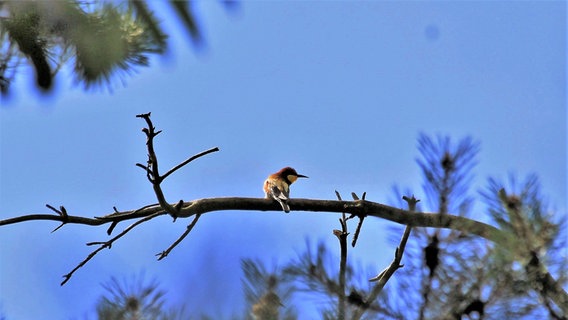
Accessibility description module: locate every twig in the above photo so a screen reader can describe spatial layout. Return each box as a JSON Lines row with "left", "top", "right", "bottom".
{"left": 61, "top": 211, "right": 163, "bottom": 285}
{"left": 353, "top": 195, "right": 419, "bottom": 319}
{"left": 334, "top": 190, "right": 348, "bottom": 320}
{"left": 349, "top": 192, "right": 367, "bottom": 247}
{"left": 104, "top": 207, "right": 121, "bottom": 235}
{"left": 136, "top": 113, "right": 178, "bottom": 218}
{"left": 135, "top": 113, "right": 218, "bottom": 222}
{"left": 62, "top": 113, "right": 219, "bottom": 285}
{"left": 1, "top": 213, "right": 107, "bottom": 227}
{"left": 161, "top": 147, "right": 220, "bottom": 181}
{"left": 97, "top": 202, "right": 161, "bottom": 220}
{"left": 156, "top": 213, "right": 201, "bottom": 260}
{"left": 46, "top": 204, "right": 68, "bottom": 233}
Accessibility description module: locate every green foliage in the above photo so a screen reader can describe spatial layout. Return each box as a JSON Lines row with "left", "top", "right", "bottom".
{"left": 389, "top": 134, "right": 487, "bottom": 319}
{"left": 96, "top": 273, "right": 185, "bottom": 320}
{"left": 0, "top": 0, "right": 211, "bottom": 95}
{"left": 479, "top": 174, "right": 567, "bottom": 318}
{"left": 283, "top": 239, "right": 400, "bottom": 319}
{"left": 482, "top": 174, "right": 561, "bottom": 256}
{"left": 1, "top": 2, "right": 52, "bottom": 90}
{"left": 384, "top": 134, "right": 567, "bottom": 319}
{"left": 70, "top": 3, "right": 165, "bottom": 86}
{"left": 416, "top": 133, "right": 480, "bottom": 215}
{"left": 241, "top": 258, "right": 297, "bottom": 320}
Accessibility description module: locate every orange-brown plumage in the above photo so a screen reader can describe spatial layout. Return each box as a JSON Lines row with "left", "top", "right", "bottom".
{"left": 263, "top": 167, "right": 308, "bottom": 213}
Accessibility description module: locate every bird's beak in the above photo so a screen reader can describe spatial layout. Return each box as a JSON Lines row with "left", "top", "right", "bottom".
{"left": 297, "top": 174, "right": 308, "bottom": 178}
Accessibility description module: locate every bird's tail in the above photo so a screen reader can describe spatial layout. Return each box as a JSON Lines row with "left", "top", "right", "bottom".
{"left": 275, "top": 198, "right": 290, "bottom": 213}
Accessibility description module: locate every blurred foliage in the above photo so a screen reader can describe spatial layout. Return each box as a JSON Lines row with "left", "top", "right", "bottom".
{"left": 0, "top": 0, "right": 235, "bottom": 96}
{"left": 242, "top": 259, "right": 297, "bottom": 320}
{"left": 282, "top": 239, "right": 401, "bottom": 320}
{"left": 96, "top": 273, "right": 186, "bottom": 320}
{"left": 416, "top": 133, "right": 480, "bottom": 216}
{"left": 388, "top": 134, "right": 489, "bottom": 320}
{"left": 386, "top": 133, "right": 567, "bottom": 319}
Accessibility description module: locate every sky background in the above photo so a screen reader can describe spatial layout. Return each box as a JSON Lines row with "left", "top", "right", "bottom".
{"left": 1, "top": 1, "right": 566, "bottom": 319}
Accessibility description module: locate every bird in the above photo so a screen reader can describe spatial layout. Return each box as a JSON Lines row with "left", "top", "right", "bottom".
{"left": 263, "top": 167, "right": 308, "bottom": 213}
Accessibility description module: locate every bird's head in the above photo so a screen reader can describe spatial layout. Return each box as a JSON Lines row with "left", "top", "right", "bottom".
{"left": 277, "top": 167, "right": 308, "bottom": 184}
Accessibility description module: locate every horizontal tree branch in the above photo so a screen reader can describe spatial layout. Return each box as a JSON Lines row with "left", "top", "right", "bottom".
{"left": 0, "top": 213, "right": 107, "bottom": 226}
{"left": 2, "top": 196, "right": 566, "bottom": 312}
{"left": 2, "top": 197, "right": 508, "bottom": 246}
{"left": 178, "top": 197, "right": 511, "bottom": 247}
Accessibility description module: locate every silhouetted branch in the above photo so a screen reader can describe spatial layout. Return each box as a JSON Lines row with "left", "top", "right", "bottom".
{"left": 135, "top": 112, "right": 219, "bottom": 221}
{"left": 156, "top": 213, "right": 201, "bottom": 261}
{"left": 333, "top": 190, "right": 349, "bottom": 319}
{"left": 354, "top": 195, "right": 418, "bottom": 319}
{"left": 349, "top": 191, "right": 367, "bottom": 247}
{"left": 0, "top": 198, "right": 515, "bottom": 245}
{"left": 61, "top": 112, "right": 219, "bottom": 285}
{"left": 162, "top": 148, "right": 220, "bottom": 181}
{"left": 136, "top": 112, "right": 178, "bottom": 219}
{"left": 61, "top": 211, "right": 164, "bottom": 285}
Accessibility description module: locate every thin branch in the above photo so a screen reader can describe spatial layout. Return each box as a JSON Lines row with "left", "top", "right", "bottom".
{"left": 161, "top": 147, "right": 220, "bottom": 181}
{"left": 61, "top": 211, "right": 163, "bottom": 285}
{"left": 134, "top": 112, "right": 219, "bottom": 222}
{"left": 0, "top": 213, "right": 107, "bottom": 226}
{"left": 349, "top": 192, "right": 367, "bottom": 247}
{"left": 155, "top": 213, "right": 201, "bottom": 260}
{"left": 136, "top": 112, "right": 178, "bottom": 218}
{"left": 46, "top": 204, "right": 69, "bottom": 232}
{"left": 97, "top": 202, "right": 162, "bottom": 220}
{"left": 353, "top": 195, "right": 419, "bottom": 319}
{"left": 62, "top": 113, "right": 218, "bottom": 285}
{"left": 334, "top": 190, "right": 348, "bottom": 320}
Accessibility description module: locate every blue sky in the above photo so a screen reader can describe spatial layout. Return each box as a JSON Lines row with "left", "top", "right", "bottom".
{"left": 0, "top": 1, "right": 566, "bottom": 319}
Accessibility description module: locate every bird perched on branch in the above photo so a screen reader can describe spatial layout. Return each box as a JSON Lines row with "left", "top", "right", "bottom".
{"left": 263, "top": 167, "right": 308, "bottom": 213}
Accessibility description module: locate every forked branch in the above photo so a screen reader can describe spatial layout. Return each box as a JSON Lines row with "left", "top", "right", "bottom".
{"left": 353, "top": 195, "right": 419, "bottom": 319}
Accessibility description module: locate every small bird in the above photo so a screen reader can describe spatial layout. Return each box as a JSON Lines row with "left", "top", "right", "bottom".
{"left": 263, "top": 167, "right": 308, "bottom": 213}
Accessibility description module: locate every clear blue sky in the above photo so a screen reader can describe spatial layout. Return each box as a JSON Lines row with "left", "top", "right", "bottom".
{"left": 1, "top": 1, "right": 566, "bottom": 319}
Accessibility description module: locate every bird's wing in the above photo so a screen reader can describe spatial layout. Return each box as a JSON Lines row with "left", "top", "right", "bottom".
{"left": 270, "top": 184, "right": 289, "bottom": 200}
{"left": 265, "top": 180, "right": 291, "bottom": 213}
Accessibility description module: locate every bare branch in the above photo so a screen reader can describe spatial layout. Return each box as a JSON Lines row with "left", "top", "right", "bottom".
{"left": 355, "top": 195, "right": 418, "bottom": 319}
{"left": 156, "top": 213, "right": 201, "bottom": 260}
{"left": 46, "top": 204, "right": 69, "bottom": 232}
{"left": 349, "top": 192, "right": 367, "bottom": 248}
{"left": 1, "top": 213, "right": 107, "bottom": 227}
{"left": 136, "top": 112, "right": 178, "bottom": 218}
{"left": 134, "top": 112, "right": 219, "bottom": 222}
{"left": 161, "top": 147, "right": 220, "bottom": 181}
{"left": 61, "top": 211, "right": 163, "bottom": 285}
{"left": 0, "top": 198, "right": 511, "bottom": 245}
{"left": 334, "top": 190, "right": 349, "bottom": 320}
